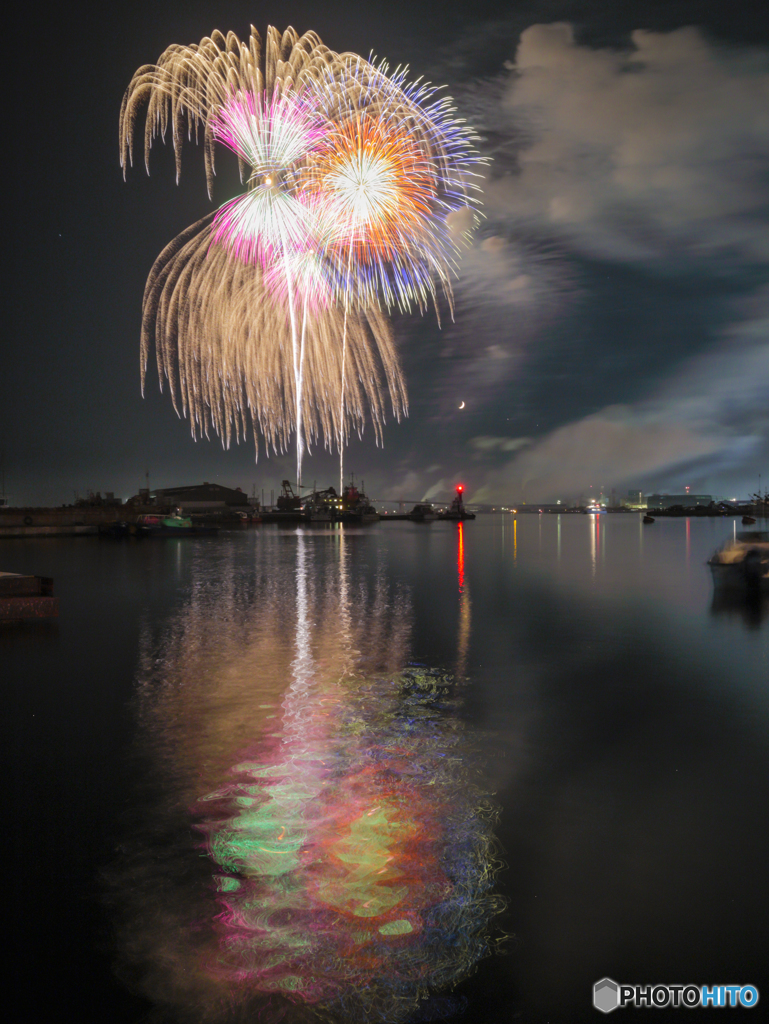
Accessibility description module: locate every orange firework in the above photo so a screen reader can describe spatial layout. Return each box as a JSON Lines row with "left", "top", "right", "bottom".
{"left": 307, "top": 112, "right": 437, "bottom": 275}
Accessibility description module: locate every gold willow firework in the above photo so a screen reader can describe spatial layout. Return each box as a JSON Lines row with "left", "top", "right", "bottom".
{"left": 141, "top": 211, "right": 404, "bottom": 457}
{"left": 120, "top": 25, "right": 482, "bottom": 479}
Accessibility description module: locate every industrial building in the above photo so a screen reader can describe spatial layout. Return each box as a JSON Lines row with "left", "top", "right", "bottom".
{"left": 646, "top": 493, "right": 713, "bottom": 508}
{"left": 132, "top": 483, "right": 250, "bottom": 509}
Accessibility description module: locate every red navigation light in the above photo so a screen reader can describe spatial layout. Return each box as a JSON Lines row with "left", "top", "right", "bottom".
{"left": 457, "top": 484, "right": 464, "bottom": 493}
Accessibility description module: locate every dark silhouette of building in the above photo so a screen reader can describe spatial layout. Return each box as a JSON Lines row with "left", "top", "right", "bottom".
{"left": 646, "top": 493, "right": 713, "bottom": 508}
{"left": 148, "top": 483, "right": 250, "bottom": 509}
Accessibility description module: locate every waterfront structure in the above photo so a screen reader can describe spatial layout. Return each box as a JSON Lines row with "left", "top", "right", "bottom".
{"left": 0, "top": 572, "right": 58, "bottom": 619}
{"left": 145, "top": 483, "right": 249, "bottom": 510}
{"left": 646, "top": 493, "right": 713, "bottom": 508}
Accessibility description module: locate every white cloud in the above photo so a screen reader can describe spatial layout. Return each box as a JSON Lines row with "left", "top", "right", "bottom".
{"left": 470, "top": 435, "right": 531, "bottom": 453}
{"left": 441, "top": 22, "right": 769, "bottom": 409}
{"left": 476, "top": 313, "right": 769, "bottom": 501}
{"left": 485, "top": 23, "right": 769, "bottom": 264}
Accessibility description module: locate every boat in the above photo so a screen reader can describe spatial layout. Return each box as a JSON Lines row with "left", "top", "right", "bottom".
{"left": 133, "top": 513, "right": 163, "bottom": 535}
{"left": 303, "top": 503, "right": 334, "bottom": 522}
{"left": 643, "top": 515, "right": 655, "bottom": 524}
{"left": 342, "top": 504, "right": 379, "bottom": 524}
{"left": 409, "top": 503, "right": 438, "bottom": 521}
{"left": 236, "top": 510, "right": 262, "bottom": 524}
{"left": 134, "top": 513, "right": 219, "bottom": 536}
{"left": 742, "top": 515, "right": 757, "bottom": 525}
{"left": 0, "top": 572, "right": 58, "bottom": 620}
{"left": 98, "top": 521, "right": 132, "bottom": 537}
{"left": 162, "top": 513, "right": 193, "bottom": 529}
{"left": 707, "top": 531, "right": 769, "bottom": 591}
{"left": 438, "top": 485, "right": 475, "bottom": 521}
{"left": 339, "top": 480, "right": 379, "bottom": 523}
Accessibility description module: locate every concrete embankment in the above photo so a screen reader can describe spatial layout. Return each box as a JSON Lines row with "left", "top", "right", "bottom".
{"left": 0, "top": 524, "right": 99, "bottom": 537}
{"left": 0, "top": 506, "right": 146, "bottom": 538}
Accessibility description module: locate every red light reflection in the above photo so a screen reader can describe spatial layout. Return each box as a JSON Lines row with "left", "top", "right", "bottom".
{"left": 457, "top": 521, "right": 465, "bottom": 594}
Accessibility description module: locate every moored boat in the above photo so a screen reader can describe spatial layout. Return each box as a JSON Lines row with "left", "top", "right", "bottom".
{"left": 134, "top": 514, "right": 218, "bottom": 536}
{"left": 339, "top": 481, "right": 379, "bottom": 523}
{"left": 303, "top": 503, "right": 334, "bottom": 522}
{"left": 707, "top": 531, "right": 769, "bottom": 591}
{"left": 409, "top": 503, "right": 438, "bottom": 521}
{"left": 99, "top": 521, "right": 131, "bottom": 537}
{"left": 235, "top": 509, "right": 262, "bottom": 523}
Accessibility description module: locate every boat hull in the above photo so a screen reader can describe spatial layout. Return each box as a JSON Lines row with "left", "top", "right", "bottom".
{"left": 709, "top": 560, "right": 769, "bottom": 592}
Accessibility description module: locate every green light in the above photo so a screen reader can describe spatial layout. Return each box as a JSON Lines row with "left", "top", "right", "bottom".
{"left": 379, "top": 920, "right": 413, "bottom": 936}
{"left": 215, "top": 876, "right": 242, "bottom": 892}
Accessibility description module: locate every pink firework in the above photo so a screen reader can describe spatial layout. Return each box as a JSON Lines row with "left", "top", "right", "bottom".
{"left": 210, "top": 89, "right": 328, "bottom": 268}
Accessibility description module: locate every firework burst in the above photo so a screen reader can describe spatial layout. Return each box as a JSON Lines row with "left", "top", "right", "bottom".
{"left": 121, "top": 25, "right": 483, "bottom": 486}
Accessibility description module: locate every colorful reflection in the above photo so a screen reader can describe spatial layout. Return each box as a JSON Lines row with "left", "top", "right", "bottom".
{"left": 113, "top": 532, "right": 503, "bottom": 1022}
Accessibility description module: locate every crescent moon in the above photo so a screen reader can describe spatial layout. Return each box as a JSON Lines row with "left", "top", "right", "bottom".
{"left": 459, "top": 401, "right": 465, "bottom": 409}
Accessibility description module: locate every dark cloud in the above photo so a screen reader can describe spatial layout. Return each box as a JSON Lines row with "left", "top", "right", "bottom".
{"left": 443, "top": 21, "right": 769, "bottom": 501}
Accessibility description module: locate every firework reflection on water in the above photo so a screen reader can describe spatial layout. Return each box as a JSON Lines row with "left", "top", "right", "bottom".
{"left": 110, "top": 531, "right": 504, "bottom": 1023}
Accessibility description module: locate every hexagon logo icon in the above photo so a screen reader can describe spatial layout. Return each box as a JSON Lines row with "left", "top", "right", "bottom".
{"left": 594, "top": 978, "right": 620, "bottom": 1013}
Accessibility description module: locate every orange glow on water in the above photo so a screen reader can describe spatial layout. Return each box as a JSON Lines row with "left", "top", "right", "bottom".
{"left": 686, "top": 517, "right": 691, "bottom": 564}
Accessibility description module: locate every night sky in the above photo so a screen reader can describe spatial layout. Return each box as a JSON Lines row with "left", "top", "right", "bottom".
{"left": 6, "top": 0, "right": 769, "bottom": 506}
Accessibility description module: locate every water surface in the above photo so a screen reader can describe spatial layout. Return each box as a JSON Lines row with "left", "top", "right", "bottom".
{"left": 5, "top": 515, "right": 768, "bottom": 1022}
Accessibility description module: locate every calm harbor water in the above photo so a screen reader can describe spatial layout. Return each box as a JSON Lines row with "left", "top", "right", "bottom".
{"left": 5, "top": 514, "right": 769, "bottom": 1023}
